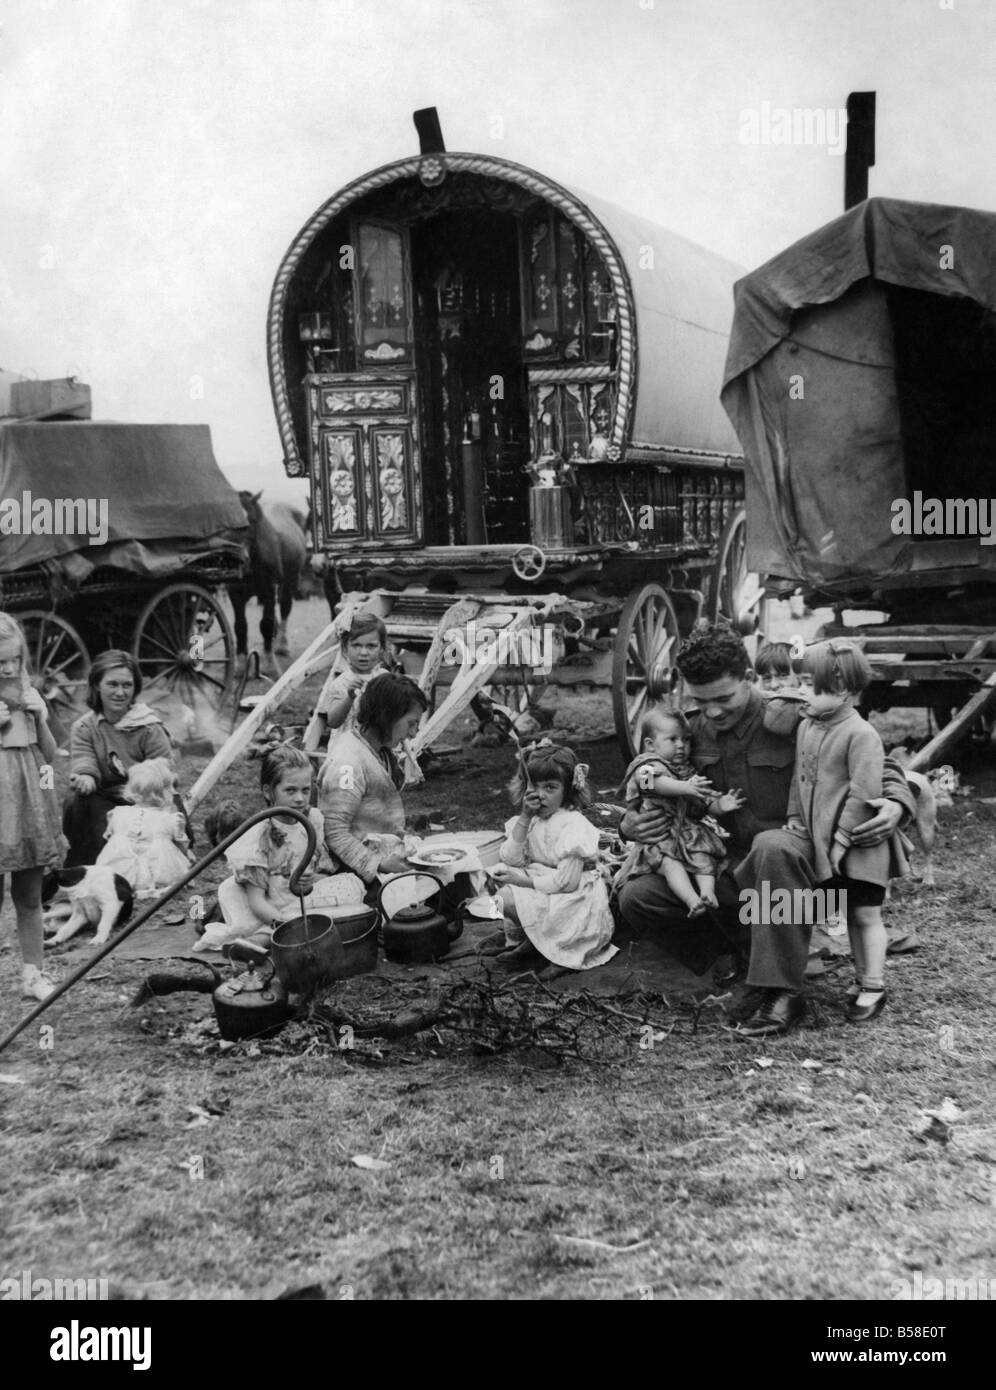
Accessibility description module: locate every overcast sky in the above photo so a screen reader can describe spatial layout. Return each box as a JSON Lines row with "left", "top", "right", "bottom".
{"left": 2, "top": 0, "right": 994, "bottom": 500}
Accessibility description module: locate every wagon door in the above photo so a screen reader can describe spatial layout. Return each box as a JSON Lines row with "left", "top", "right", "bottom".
{"left": 308, "top": 220, "right": 423, "bottom": 551}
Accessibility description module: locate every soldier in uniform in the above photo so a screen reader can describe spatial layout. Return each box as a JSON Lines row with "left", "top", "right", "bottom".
{"left": 616, "top": 624, "right": 917, "bottom": 1036}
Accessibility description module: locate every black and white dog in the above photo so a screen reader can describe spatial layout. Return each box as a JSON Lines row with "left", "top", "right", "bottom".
{"left": 43, "top": 867, "right": 134, "bottom": 946}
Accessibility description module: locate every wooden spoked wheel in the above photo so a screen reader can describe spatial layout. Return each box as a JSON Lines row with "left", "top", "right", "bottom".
{"left": 612, "top": 584, "right": 680, "bottom": 760}
{"left": 131, "top": 584, "right": 235, "bottom": 717}
{"left": 19, "top": 610, "right": 91, "bottom": 746}
{"left": 709, "top": 507, "right": 767, "bottom": 643}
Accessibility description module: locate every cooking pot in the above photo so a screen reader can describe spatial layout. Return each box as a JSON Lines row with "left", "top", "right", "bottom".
{"left": 378, "top": 873, "right": 453, "bottom": 964}
{"left": 271, "top": 913, "right": 346, "bottom": 997}
{"left": 212, "top": 959, "right": 290, "bottom": 1041}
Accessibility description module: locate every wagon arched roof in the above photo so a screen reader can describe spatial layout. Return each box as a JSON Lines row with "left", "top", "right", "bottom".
{"left": 268, "top": 153, "right": 743, "bottom": 475}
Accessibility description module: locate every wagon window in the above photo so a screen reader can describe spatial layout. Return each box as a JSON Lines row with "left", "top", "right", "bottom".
{"left": 356, "top": 222, "right": 412, "bottom": 364}
{"left": 521, "top": 209, "right": 616, "bottom": 363}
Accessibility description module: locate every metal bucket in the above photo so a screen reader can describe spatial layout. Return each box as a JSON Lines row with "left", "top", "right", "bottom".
{"left": 270, "top": 914, "right": 345, "bottom": 996}
{"left": 327, "top": 903, "right": 379, "bottom": 979}
{"left": 271, "top": 905, "right": 379, "bottom": 994}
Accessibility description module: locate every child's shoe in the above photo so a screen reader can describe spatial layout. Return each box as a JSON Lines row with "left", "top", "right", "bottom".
{"left": 846, "top": 987, "right": 888, "bottom": 1023}
{"left": 22, "top": 965, "right": 56, "bottom": 1001}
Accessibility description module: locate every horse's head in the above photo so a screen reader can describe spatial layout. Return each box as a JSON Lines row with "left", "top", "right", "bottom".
{"left": 238, "top": 489, "right": 264, "bottom": 525}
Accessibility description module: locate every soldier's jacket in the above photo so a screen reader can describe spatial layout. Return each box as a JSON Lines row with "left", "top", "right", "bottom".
{"left": 685, "top": 686, "right": 913, "bottom": 864}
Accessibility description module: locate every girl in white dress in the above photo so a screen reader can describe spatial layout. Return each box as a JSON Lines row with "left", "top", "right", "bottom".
{"left": 97, "top": 758, "right": 190, "bottom": 898}
{"left": 490, "top": 742, "right": 617, "bottom": 977}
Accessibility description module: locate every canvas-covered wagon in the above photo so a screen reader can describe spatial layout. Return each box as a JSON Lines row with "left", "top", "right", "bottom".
{"left": 0, "top": 418, "right": 247, "bottom": 740}
{"left": 263, "top": 143, "right": 760, "bottom": 758}
{"left": 721, "top": 196, "right": 996, "bottom": 766}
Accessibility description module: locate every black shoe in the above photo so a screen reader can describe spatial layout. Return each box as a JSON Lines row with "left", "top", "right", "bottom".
{"left": 735, "top": 990, "right": 806, "bottom": 1037}
{"left": 846, "top": 988, "right": 887, "bottom": 1023}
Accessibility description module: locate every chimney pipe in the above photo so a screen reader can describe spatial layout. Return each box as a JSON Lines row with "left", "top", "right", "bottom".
{"left": 845, "top": 92, "right": 876, "bottom": 209}
{"left": 413, "top": 107, "right": 446, "bottom": 155}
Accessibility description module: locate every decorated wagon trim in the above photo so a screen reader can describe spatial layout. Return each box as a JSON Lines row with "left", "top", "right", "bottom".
{"left": 267, "top": 153, "right": 638, "bottom": 477}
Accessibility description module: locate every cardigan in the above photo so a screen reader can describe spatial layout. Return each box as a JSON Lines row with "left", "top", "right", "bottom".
{"left": 787, "top": 703, "right": 892, "bottom": 885}
{"left": 318, "top": 730, "right": 407, "bottom": 883}
{"left": 70, "top": 705, "right": 173, "bottom": 790}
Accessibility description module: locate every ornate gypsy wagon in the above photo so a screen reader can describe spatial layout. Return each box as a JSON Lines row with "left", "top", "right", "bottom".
{"left": 262, "top": 130, "right": 759, "bottom": 760}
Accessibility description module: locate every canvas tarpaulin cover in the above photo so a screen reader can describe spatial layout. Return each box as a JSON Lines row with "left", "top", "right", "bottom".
{"left": 0, "top": 422, "right": 247, "bottom": 574}
{"left": 720, "top": 197, "right": 996, "bottom": 594}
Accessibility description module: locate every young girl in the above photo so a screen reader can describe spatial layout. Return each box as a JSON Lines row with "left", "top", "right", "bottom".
{"left": 489, "top": 742, "right": 616, "bottom": 977}
{"left": 616, "top": 707, "right": 744, "bottom": 917}
{"left": 0, "top": 614, "right": 66, "bottom": 1000}
{"left": 96, "top": 758, "right": 191, "bottom": 898}
{"left": 194, "top": 745, "right": 361, "bottom": 952}
{"left": 788, "top": 639, "right": 903, "bottom": 1022}
{"left": 307, "top": 614, "right": 392, "bottom": 749}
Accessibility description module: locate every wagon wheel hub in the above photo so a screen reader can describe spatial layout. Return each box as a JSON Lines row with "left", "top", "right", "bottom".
{"left": 646, "top": 658, "right": 671, "bottom": 700}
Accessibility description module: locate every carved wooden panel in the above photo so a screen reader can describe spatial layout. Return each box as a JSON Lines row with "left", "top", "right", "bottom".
{"left": 370, "top": 427, "right": 419, "bottom": 542}
{"left": 318, "top": 382, "right": 409, "bottom": 417}
{"left": 319, "top": 428, "right": 365, "bottom": 541}
{"left": 308, "top": 373, "right": 422, "bottom": 551}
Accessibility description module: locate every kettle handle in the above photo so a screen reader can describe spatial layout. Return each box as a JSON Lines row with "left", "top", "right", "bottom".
{"left": 375, "top": 870, "right": 444, "bottom": 918}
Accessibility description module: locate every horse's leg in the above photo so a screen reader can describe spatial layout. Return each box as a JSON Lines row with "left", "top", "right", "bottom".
{"left": 230, "top": 585, "right": 249, "bottom": 674}
{"left": 258, "top": 584, "right": 279, "bottom": 673}
{"left": 274, "top": 575, "right": 295, "bottom": 656}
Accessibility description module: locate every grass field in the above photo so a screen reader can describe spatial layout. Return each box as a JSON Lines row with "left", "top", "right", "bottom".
{"left": 2, "top": 598, "right": 995, "bottom": 1301}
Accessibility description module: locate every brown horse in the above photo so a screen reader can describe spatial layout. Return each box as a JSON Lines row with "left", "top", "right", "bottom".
{"left": 230, "top": 491, "right": 307, "bottom": 666}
